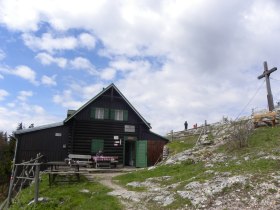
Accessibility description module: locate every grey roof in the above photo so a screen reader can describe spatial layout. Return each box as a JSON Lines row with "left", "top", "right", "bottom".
{"left": 149, "top": 131, "right": 169, "bottom": 141}
{"left": 14, "top": 122, "right": 64, "bottom": 135}
{"left": 64, "top": 83, "right": 152, "bottom": 128}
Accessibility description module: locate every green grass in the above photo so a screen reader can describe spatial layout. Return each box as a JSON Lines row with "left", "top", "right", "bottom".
{"left": 167, "top": 135, "right": 197, "bottom": 155}
{"left": 116, "top": 160, "right": 207, "bottom": 188}
{"left": 218, "top": 126, "right": 280, "bottom": 155}
{"left": 214, "top": 159, "right": 279, "bottom": 175}
{"left": 10, "top": 175, "right": 122, "bottom": 210}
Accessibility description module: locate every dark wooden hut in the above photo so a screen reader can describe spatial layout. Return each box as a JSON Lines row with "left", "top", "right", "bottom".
{"left": 15, "top": 83, "right": 168, "bottom": 167}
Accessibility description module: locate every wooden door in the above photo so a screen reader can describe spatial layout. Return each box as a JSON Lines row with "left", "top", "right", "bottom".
{"left": 136, "top": 140, "right": 147, "bottom": 167}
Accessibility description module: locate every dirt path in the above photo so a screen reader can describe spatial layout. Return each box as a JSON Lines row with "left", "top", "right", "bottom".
{"left": 83, "top": 172, "right": 147, "bottom": 210}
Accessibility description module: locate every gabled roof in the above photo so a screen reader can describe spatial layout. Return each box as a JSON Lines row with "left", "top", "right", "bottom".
{"left": 64, "top": 83, "right": 152, "bottom": 129}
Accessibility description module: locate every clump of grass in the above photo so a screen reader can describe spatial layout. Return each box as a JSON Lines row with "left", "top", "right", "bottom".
{"left": 168, "top": 135, "right": 198, "bottom": 155}
{"left": 268, "top": 188, "right": 277, "bottom": 194}
{"left": 10, "top": 175, "right": 122, "bottom": 210}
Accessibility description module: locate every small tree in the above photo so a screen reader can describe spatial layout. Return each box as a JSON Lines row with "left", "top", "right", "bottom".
{"left": 226, "top": 120, "right": 254, "bottom": 150}
{"left": 0, "top": 128, "right": 18, "bottom": 201}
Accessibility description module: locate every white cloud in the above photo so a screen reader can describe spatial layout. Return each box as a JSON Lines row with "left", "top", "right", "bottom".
{"left": 0, "top": 0, "right": 41, "bottom": 31}
{"left": 52, "top": 82, "right": 104, "bottom": 109}
{"left": 36, "top": 52, "right": 67, "bottom": 68}
{"left": 33, "top": 105, "right": 45, "bottom": 114}
{"left": 69, "top": 57, "right": 97, "bottom": 75}
{"left": 13, "top": 66, "right": 38, "bottom": 85}
{"left": 22, "top": 33, "right": 78, "bottom": 53}
{"left": 0, "top": 49, "right": 6, "bottom": 60}
{"left": 17, "top": 90, "right": 33, "bottom": 101}
{"left": 78, "top": 33, "right": 96, "bottom": 49}
{"left": 0, "top": 65, "right": 38, "bottom": 85}
{"left": 22, "top": 32, "right": 96, "bottom": 53}
{"left": 41, "top": 75, "right": 57, "bottom": 86}
{"left": 100, "top": 68, "right": 116, "bottom": 80}
{"left": 53, "top": 90, "right": 84, "bottom": 109}
{"left": 0, "top": 103, "right": 61, "bottom": 135}
{"left": 0, "top": 89, "right": 9, "bottom": 101}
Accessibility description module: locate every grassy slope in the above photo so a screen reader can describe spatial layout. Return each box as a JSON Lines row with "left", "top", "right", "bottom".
{"left": 115, "top": 126, "right": 280, "bottom": 209}
{"left": 10, "top": 175, "right": 122, "bottom": 210}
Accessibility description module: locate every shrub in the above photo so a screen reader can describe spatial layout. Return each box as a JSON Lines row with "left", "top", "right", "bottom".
{"left": 226, "top": 120, "right": 254, "bottom": 150}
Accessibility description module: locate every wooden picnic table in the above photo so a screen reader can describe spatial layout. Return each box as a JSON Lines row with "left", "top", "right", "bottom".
{"left": 44, "top": 161, "right": 82, "bottom": 185}
{"left": 92, "top": 156, "right": 118, "bottom": 168}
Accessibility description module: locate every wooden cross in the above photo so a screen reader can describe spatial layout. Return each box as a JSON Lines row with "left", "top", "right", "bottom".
{"left": 257, "top": 61, "right": 277, "bottom": 111}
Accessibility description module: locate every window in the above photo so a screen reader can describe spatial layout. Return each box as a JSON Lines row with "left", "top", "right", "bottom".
{"left": 115, "top": 109, "right": 124, "bottom": 121}
{"left": 111, "top": 109, "right": 128, "bottom": 121}
{"left": 90, "top": 108, "right": 109, "bottom": 120}
{"left": 95, "top": 108, "right": 104, "bottom": 119}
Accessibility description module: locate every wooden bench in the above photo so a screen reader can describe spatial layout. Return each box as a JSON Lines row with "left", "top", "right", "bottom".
{"left": 68, "top": 154, "right": 92, "bottom": 167}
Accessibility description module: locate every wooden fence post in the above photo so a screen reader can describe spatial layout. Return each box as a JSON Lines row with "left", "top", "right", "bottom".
{"left": 34, "top": 164, "right": 40, "bottom": 204}
{"left": 7, "top": 165, "right": 18, "bottom": 207}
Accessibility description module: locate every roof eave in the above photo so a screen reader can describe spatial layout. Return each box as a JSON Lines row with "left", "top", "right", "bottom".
{"left": 15, "top": 122, "right": 64, "bottom": 135}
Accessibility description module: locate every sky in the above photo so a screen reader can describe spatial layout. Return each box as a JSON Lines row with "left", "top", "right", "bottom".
{"left": 1, "top": 0, "right": 280, "bottom": 135}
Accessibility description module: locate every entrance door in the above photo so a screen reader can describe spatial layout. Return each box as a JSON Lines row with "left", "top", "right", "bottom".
{"left": 124, "top": 141, "right": 135, "bottom": 166}
{"left": 136, "top": 140, "right": 147, "bottom": 168}
{"left": 91, "top": 139, "right": 104, "bottom": 155}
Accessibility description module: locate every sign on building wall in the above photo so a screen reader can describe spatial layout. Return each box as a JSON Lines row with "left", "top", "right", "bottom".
{"left": 124, "top": 125, "right": 135, "bottom": 133}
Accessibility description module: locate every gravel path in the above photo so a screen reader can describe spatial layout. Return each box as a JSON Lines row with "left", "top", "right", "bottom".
{"left": 83, "top": 172, "right": 147, "bottom": 210}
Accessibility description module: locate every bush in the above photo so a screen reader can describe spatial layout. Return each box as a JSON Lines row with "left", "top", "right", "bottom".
{"left": 226, "top": 120, "right": 254, "bottom": 150}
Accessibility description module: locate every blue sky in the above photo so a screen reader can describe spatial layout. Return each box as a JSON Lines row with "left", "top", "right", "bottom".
{"left": 1, "top": 0, "right": 280, "bottom": 135}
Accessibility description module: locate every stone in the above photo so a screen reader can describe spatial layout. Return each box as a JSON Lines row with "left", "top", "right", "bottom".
{"left": 28, "top": 197, "right": 49, "bottom": 205}
{"left": 80, "top": 189, "right": 90, "bottom": 193}
{"left": 153, "top": 194, "right": 175, "bottom": 206}
{"left": 244, "top": 156, "right": 250, "bottom": 161}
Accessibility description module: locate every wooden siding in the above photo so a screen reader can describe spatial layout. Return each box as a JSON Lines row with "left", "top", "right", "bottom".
{"left": 67, "top": 120, "right": 145, "bottom": 164}
{"left": 147, "top": 140, "right": 166, "bottom": 166}
{"left": 16, "top": 126, "right": 68, "bottom": 163}
{"left": 66, "top": 86, "right": 152, "bottom": 164}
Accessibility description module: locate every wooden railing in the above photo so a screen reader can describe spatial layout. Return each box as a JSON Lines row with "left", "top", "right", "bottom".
{"left": 6, "top": 154, "right": 43, "bottom": 208}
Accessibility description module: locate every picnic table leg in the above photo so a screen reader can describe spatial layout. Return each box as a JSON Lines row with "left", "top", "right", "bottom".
{"left": 48, "top": 174, "right": 51, "bottom": 186}
{"left": 53, "top": 174, "right": 57, "bottom": 184}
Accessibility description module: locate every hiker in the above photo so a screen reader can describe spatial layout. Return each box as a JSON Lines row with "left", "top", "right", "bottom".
{"left": 184, "top": 121, "right": 188, "bottom": 130}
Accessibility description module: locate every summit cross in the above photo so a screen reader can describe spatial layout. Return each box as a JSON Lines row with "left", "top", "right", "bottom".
{"left": 257, "top": 61, "right": 277, "bottom": 111}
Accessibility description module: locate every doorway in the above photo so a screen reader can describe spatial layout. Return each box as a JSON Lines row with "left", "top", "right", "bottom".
{"left": 124, "top": 140, "right": 136, "bottom": 166}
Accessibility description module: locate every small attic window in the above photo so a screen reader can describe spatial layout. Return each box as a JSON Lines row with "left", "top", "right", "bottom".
{"left": 111, "top": 109, "right": 128, "bottom": 121}
{"left": 91, "top": 107, "right": 109, "bottom": 119}
{"left": 96, "top": 108, "right": 104, "bottom": 119}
